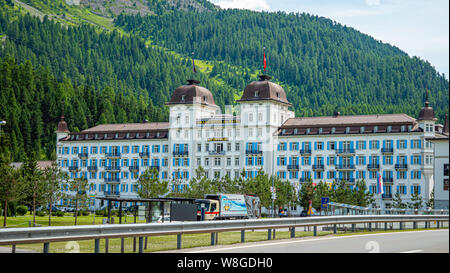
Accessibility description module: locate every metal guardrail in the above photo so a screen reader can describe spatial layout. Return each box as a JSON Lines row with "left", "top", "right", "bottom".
{"left": 0, "top": 215, "right": 447, "bottom": 253}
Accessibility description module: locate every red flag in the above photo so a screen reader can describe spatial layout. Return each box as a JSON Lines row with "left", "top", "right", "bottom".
{"left": 263, "top": 48, "right": 267, "bottom": 72}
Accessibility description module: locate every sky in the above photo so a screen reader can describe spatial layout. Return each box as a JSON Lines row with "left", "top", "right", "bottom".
{"left": 209, "top": 0, "right": 449, "bottom": 79}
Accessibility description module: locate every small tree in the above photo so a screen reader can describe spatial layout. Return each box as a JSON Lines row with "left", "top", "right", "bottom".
{"left": 0, "top": 164, "right": 26, "bottom": 227}
{"left": 298, "top": 179, "right": 314, "bottom": 211}
{"left": 42, "top": 162, "right": 68, "bottom": 226}
{"left": 67, "top": 177, "right": 89, "bottom": 225}
{"left": 137, "top": 167, "right": 169, "bottom": 199}
{"left": 21, "top": 153, "right": 46, "bottom": 226}
{"left": 392, "top": 192, "right": 407, "bottom": 210}
{"left": 351, "top": 179, "right": 374, "bottom": 207}
{"left": 408, "top": 191, "right": 424, "bottom": 212}
{"left": 425, "top": 189, "right": 435, "bottom": 209}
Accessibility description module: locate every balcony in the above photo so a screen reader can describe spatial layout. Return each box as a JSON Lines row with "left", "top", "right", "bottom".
{"left": 209, "top": 150, "right": 226, "bottom": 156}
{"left": 149, "top": 166, "right": 160, "bottom": 172}
{"left": 246, "top": 149, "right": 262, "bottom": 155}
{"left": 338, "top": 178, "right": 355, "bottom": 183}
{"left": 105, "top": 166, "right": 121, "bottom": 172}
{"left": 87, "top": 166, "right": 98, "bottom": 172}
{"left": 68, "top": 166, "right": 79, "bottom": 172}
{"left": 312, "top": 164, "right": 325, "bottom": 171}
{"left": 173, "top": 151, "right": 189, "bottom": 157}
{"left": 104, "top": 178, "right": 121, "bottom": 183}
{"left": 367, "top": 164, "right": 380, "bottom": 170}
{"left": 395, "top": 164, "right": 408, "bottom": 170}
{"left": 105, "top": 152, "right": 121, "bottom": 158}
{"left": 139, "top": 152, "right": 150, "bottom": 158}
{"left": 104, "top": 190, "right": 120, "bottom": 197}
{"left": 299, "top": 177, "right": 312, "bottom": 183}
{"left": 381, "top": 147, "right": 394, "bottom": 154}
{"left": 299, "top": 149, "right": 311, "bottom": 155}
{"left": 335, "top": 164, "right": 355, "bottom": 170}
{"left": 336, "top": 148, "right": 355, "bottom": 155}
{"left": 382, "top": 193, "right": 393, "bottom": 199}
{"left": 129, "top": 166, "right": 139, "bottom": 172}
{"left": 383, "top": 177, "right": 394, "bottom": 183}
{"left": 78, "top": 153, "right": 89, "bottom": 159}
{"left": 287, "top": 164, "right": 299, "bottom": 170}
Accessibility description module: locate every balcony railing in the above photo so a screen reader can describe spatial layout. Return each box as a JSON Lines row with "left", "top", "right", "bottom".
{"left": 312, "top": 164, "right": 324, "bottom": 171}
{"left": 335, "top": 164, "right": 355, "bottom": 170}
{"left": 87, "top": 166, "right": 98, "bottom": 172}
{"left": 336, "top": 148, "right": 355, "bottom": 155}
{"left": 129, "top": 166, "right": 139, "bottom": 172}
{"left": 139, "top": 152, "right": 150, "bottom": 158}
{"left": 173, "top": 151, "right": 189, "bottom": 157}
{"left": 338, "top": 178, "right": 355, "bottom": 183}
{"left": 105, "top": 166, "right": 121, "bottom": 172}
{"left": 68, "top": 166, "right": 79, "bottom": 171}
{"left": 287, "top": 164, "right": 299, "bottom": 170}
{"left": 381, "top": 147, "right": 394, "bottom": 154}
{"left": 395, "top": 164, "right": 408, "bottom": 170}
{"left": 383, "top": 177, "right": 394, "bottom": 183}
{"left": 299, "top": 177, "right": 312, "bottom": 183}
{"left": 367, "top": 164, "right": 380, "bottom": 170}
{"left": 209, "top": 150, "right": 226, "bottom": 156}
{"left": 104, "top": 190, "right": 120, "bottom": 196}
{"left": 78, "top": 153, "right": 89, "bottom": 159}
{"left": 149, "top": 166, "right": 160, "bottom": 172}
{"left": 245, "top": 150, "right": 263, "bottom": 155}
{"left": 299, "top": 149, "right": 312, "bottom": 155}
{"left": 382, "top": 193, "right": 393, "bottom": 199}
{"left": 104, "top": 178, "right": 121, "bottom": 183}
{"left": 105, "top": 152, "right": 121, "bottom": 158}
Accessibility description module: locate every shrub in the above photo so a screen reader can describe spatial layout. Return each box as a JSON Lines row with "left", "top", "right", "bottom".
{"left": 56, "top": 211, "right": 65, "bottom": 217}
{"left": 36, "top": 211, "right": 46, "bottom": 217}
{"left": 16, "top": 205, "right": 28, "bottom": 216}
{"left": 82, "top": 210, "right": 89, "bottom": 216}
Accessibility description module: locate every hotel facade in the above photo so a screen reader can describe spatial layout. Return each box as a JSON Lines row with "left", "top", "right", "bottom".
{"left": 55, "top": 76, "right": 445, "bottom": 211}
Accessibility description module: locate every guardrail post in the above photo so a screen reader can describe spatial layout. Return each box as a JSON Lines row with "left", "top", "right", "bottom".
{"left": 95, "top": 239, "right": 100, "bottom": 253}
{"left": 177, "top": 234, "right": 182, "bottom": 249}
{"left": 43, "top": 242, "right": 49, "bottom": 253}
{"left": 268, "top": 229, "right": 272, "bottom": 240}
{"left": 273, "top": 229, "right": 276, "bottom": 240}
{"left": 211, "top": 233, "right": 215, "bottom": 246}
{"left": 290, "top": 227, "right": 295, "bottom": 238}
{"left": 368, "top": 223, "right": 372, "bottom": 232}
{"left": 384, "top": 222, "right": 387, "bottom": 231}
{"left": 437, "top": 221, "right": 440, "bottom": 229}
{"left": 138, "top": 237, "right": 144, "bottom": 253}
{"left": 352, "top": 224, "right": 355, "bottom": 232}
{"left": 425, "top": 221, "right": 428, "bottom": 229}
{"left": 121, "top": 238, "right": 125, "bottom": 253}
{"left": 333, "top": 224, "right": 337, "bottom": 234}
{"left": 241, "top": 230, "right": 245, "bottom": 243}
{"left": 413, "top": 222, "right": 417, "bottom": 229}
{"left": 313, "top": 226, "right": 317, "bottom": 236}
{"left": 399, "top": 222, "right": 403, "bottom": 230}
{"left": 105, "top": 238, "right": 109, "bottom": 253}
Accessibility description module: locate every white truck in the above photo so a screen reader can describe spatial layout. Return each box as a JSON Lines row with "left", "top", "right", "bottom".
{"left": 195, "top": 194, "right": 261, "bottom": 220}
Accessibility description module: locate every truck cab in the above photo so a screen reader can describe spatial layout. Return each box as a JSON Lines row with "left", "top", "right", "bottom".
{"left": 195, "top": 199, "right": 219, "bottom": 221}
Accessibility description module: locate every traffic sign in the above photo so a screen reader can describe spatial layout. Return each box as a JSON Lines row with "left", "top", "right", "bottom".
{"left": 321, "top": 197, "right": 330, "bottom": 209}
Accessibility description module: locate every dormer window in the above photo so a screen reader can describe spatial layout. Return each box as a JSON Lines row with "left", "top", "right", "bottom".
{"left": 408, "top": 125, "right": 412, "bottom": 132}
{"left": 294, "top": 128, "right": 298, "bottom": 134}
{"left": 360, "top": 126, "right": 365, "bottom": 133}
{"left": 387, "top": 126, "right": 392, "bottom": 133}
{"left": 306, "top": 128, "right": 310, "bottom": 134}
{"left": 331, "top": 127, "right": 336, "bottom": 134}
{"left": 203, "top": 96, "right": 207, "bottom": 102}
{"left": 254, "top": 91, "right": 259, "bottom": 97}
{"left": 319, "top": 128, "right": 323, "bottom": 134}
{"left": 401, "top": 125, "right": 405, "bottom": 132}
{"left": 181, "top": 95, "right": 186, "bottom": 102}
{"left": 374, "top": 126, "right": 378, "bottom": 133}
{"left": 276, "top": 92, "right": 280, "bottom": 98}
{"left": 346, "top": 127, "right": 350, "bottom": 134}
{"left": 282, "top": 129, "right": 286, "bottom": 135}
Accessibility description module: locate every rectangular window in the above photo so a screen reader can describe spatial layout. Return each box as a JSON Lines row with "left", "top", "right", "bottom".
{"left": 316, "top": 142, "right": 323, "bottom": 150}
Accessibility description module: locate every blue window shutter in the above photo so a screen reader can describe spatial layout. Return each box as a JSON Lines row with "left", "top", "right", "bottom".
{"left": 289, "top": 172, "right": 292, "bottom": 179}
{"left": 410, "top": 185, "right": 414, "bottom": 194}
{"left": 187, "top": 158, "right": 190, "bottom": 166}
{"left": 410, "top": 156, "right": 414, "bottom": 165}
{"left": 289, "top": 157, "right": 292, "bottom": 165}
{"left": 369, "top": 186, "right": 372, "bottom": 194}
{"left": 173, "top": 158, "right": 175, "bottom": 166}
{"left": 419, "top": 155, "right": 422, "bottom": 165}
{"left": 383, "top": 156, "right": 386, "bottom": 165}
{"left": 404, "top": 140, "right": 407, "bottom": 149}
{"left": 383, "top": 140, "right": 386, "bottom": 149}
{"left": 302, "top": 142, "right": 305, "bottom": 150}
{"left": 314, "top": 157, "right": 317, "bottom": 165}
{"left": 314, "top": 142, "right": 317, "bottom": 150}
{"left": 339, "top": 141, "right": 342, "bottom": 150}
{"left": 296, "top": 142, "right": 299, "bottom": 150}
{"left": 410, "top": 140, "right": 414, "bottom": 148}
{"left": 418, "top": 186, "right": 421, "bottom": 195}
{"left": 302, "top": 157, "right": 305, "bottom": 166}
{"left": 327, "top": 157, "right": 330, "bottom": 165}
{"left": 418, "top": 140, "right": 422, "bottom": 148}
{"left": 289, "top": 142, "right": 293, "bottom": 151}
{"left": 277, "top": 157, "right": 280, "bottom": 166}
{"left": 418, "top": 171, "right": 421, "bottom": 179}
{"left": 314, "top": 172, "right": 317, "bottom": 179}
{"left": 396, "top": 156, "right": 400, "bottom": 164}
{"left": 327, "top": 142, "right": 330, "bottom": 150}
{"left": 277, "top": 144, "right": 280, "bottom": 151}
{"left": 261, "top": 157, "right": 264, "bottom": 166}
{"left": 327, "top": 171, "right": 330, "bottom": 179}
{"left": 396, "top": 140, "right": 399, "bottom": 148}
{"left": 350, "top": 141, "right": 354, "bottom": 150}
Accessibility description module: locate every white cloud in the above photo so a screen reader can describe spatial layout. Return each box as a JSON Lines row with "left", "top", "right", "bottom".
{"left": 365, "top": 0, "right": 381, "bottom": 6}
{"left": 212, "top": 0, "right": 271, "bottom": 11}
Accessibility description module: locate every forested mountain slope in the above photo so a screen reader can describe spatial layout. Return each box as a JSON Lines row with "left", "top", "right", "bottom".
{"left": 0, "top": 0, "right": 448, "bottom": 162}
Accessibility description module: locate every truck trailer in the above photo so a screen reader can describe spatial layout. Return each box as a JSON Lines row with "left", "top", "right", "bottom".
{"left": 195, "top": 194, "right": 261, "bottom": 220}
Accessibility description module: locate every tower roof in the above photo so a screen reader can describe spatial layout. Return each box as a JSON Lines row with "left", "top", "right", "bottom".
{"left": 418, "top": 89, "right": 437, "bottom": 121}
{"left": 56, "top": 115, "right": 70, "bottom": 133}
{"left": 237, "top": 75, "right": 291, "bottom": 105}
{"left": 166, "top": 80, "right": 217, "bottom": 107}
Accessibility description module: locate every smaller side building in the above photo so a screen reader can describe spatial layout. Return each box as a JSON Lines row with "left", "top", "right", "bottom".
{"left": 427, "top": 114, "right": 449, "bottom": 209}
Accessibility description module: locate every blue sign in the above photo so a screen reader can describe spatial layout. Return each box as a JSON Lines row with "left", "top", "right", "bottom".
{"left": 321, "top": 197, "right": 330, "bottom": 209}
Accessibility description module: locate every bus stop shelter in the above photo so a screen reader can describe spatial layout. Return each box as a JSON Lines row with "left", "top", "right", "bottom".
{"left": 95, "top": 196, "right": 197, "bottom": 224}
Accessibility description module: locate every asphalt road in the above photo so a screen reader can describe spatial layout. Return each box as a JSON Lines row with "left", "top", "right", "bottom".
{"left": 182, "top": 230, "right": 449, "bottom": 253}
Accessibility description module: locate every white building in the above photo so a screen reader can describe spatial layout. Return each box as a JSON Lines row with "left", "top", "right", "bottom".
{"left": 55, "top": 75, "right": 442, "bottom": 210}
{"left": 427, "top": 114, "right": 449, "bottom": 209}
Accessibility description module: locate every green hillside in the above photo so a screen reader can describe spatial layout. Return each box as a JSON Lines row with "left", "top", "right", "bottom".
{"left": 0, "top": 0, "right": 448, "bottom": 162}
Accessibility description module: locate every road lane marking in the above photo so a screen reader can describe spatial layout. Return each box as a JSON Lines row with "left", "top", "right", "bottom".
{"left": 185, "top": 230, "right": 448, "bottom": 253}
{"left": 400, "top": 249, "right": 424, "bottom": 253}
